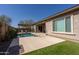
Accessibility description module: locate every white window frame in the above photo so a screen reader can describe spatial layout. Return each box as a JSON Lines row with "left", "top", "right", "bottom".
{"left": 52, "top": 15, "right": 74, "bottom": 34}
{"left": 71, "top": 14, "right": 74, "bottom": 33}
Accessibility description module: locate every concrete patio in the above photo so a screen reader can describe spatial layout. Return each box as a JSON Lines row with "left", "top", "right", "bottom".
{"left": 6, "top": 33, "right": 65, "bottom": 55}
{"left": 19, "top": 34, "right": 65, "bottom": 54}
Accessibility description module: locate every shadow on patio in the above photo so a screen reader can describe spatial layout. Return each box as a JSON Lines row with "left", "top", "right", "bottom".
{"left": 6, "top": 38, "right": 20, "bottom": 55}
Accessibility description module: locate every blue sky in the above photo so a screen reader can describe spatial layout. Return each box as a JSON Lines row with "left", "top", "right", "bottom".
{"left": 0, "top": 4, "right": 75, "bottom": 27}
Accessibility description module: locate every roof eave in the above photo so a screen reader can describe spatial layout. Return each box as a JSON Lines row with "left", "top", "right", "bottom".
{"left": 33, "top": 5, "right": 79, "bottom": 25}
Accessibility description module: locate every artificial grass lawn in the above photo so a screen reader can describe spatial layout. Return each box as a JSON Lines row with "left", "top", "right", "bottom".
{"left": 23, "top": 41, "right": 79, "bottom": 55}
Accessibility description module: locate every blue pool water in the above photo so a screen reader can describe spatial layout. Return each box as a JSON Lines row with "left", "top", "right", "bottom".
{"left": 17, "top": 33, "right": 34, "bottom": 37}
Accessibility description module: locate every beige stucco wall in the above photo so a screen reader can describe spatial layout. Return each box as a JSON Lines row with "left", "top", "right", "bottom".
{"left": 45, "top": 11, "right": 79, "bottom": 40}
{"left": 33, "top": 25, "right": 37, "bottom": 32}
{"left": 46, "top": 20, "right": 53, "bottom": 34}
{"left": 73, "top": 12, "right": 79, "bottom": 40}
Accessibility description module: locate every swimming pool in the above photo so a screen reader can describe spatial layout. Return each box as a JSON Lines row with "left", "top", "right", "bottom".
{"left": 17, "top": 33, "right": 34, "bottom": 37}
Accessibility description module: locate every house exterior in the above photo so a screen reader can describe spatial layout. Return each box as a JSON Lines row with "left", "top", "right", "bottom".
{"left": 33, "top": 5, "right": 79, "bottom": 40}
{"left": 18, "top": 24, "right": 34, "bottom": 33}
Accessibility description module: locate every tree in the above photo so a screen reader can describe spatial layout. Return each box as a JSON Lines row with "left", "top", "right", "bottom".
{"left": 18, "top": 19, "right": 34, "bottom": 32}
{"left": 19, "top": 19, "right": 34, "bottom": 25}
{"left": 0, "top": 15, "right": 11, "bottom": 25}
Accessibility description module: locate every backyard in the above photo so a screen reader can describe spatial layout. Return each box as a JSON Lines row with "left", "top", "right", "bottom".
{"left": 24, "top": 41, "right": 79, "bottom": 55}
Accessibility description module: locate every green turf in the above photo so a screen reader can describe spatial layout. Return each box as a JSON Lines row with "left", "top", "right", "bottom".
{"left": 23, "top": 41, "right": 79, "bottom": 55}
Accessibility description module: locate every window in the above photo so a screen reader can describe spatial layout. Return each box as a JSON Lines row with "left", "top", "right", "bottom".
{"left": 53, "top": 18, "right": 65, "bottom": 32}
{"left": 53, "top": 16, "right": 72, "bottom": 32}
{"left": 65, "top": 16, "right": 71, "bottom": 32}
